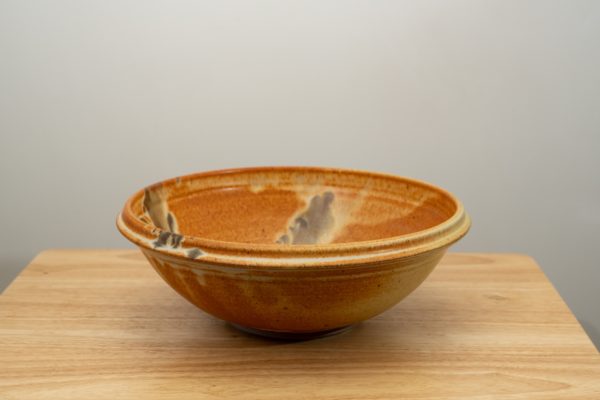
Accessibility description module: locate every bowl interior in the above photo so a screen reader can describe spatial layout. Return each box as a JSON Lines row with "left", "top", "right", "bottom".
{"left": 133, "top": 168, "right": 457, "bottom": 246}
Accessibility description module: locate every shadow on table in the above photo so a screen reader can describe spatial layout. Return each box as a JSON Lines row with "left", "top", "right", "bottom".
{"left": 162, "top": 290, "right": 457, "bottom": 360}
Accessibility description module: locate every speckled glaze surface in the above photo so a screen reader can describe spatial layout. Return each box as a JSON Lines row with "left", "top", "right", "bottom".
{"left": 117, "top": 167, "right": 470, "bottom": 336}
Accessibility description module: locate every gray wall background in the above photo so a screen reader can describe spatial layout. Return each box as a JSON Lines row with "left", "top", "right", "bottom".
{"left": 1, "top": 1, "right": 599, "bottom": 348}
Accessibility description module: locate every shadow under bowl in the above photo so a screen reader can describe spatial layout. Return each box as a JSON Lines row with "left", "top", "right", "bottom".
{"left": 117, "top": 166, "right": 470, "bottom": 338}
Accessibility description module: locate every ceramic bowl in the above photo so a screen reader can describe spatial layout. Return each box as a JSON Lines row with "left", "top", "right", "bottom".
{"left": 117, "top": 167, "right": 470, "bottom": 339}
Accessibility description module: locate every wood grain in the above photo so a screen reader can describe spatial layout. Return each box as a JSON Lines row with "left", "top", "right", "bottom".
{"left": 0, "top": 250, "right": 598, "bottom": 399}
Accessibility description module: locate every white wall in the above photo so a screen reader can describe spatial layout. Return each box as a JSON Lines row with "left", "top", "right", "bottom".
{"left": 1, "top": 1, "right": 599, "bottom": 347}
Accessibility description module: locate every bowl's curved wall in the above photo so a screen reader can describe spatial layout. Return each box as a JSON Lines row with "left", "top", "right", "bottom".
{"left": 142, "top": 247, "right": 446, "bottom": 332}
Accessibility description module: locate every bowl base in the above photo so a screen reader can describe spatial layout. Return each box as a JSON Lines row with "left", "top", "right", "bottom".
{"left": 230, "top": 323, "right": 354, "bottom": 340}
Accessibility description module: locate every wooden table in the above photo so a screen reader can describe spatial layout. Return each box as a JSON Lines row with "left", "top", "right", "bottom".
{"left": 1, "top": 250, "right": 599, "bottom": 399}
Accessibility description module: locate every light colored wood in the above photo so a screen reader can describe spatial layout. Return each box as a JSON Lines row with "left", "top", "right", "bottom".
{"left": 0, "top": 250, "right": 598, "bottom": 399}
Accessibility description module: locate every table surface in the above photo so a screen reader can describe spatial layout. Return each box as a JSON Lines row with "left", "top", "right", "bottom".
{"left": 0, "top": 250, "right": 599, "bottom": 399}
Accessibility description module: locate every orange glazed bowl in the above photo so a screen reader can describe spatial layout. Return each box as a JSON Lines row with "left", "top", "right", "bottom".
{"left": 117, "top": 167, "right": 470, "bottom": 339}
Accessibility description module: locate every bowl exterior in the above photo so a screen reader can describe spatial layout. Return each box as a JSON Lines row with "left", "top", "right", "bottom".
{"left": 141, "top": 247, "right": 446, "bottom": 333}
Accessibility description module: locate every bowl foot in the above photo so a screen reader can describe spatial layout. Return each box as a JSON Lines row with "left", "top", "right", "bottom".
{"left": 230, "top": 323, "right": 354, "bottom": 340}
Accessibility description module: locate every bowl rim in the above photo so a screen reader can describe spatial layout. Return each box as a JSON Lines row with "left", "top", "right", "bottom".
{"left": 117, "top": 166, "right": 471, "bottom": 268}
